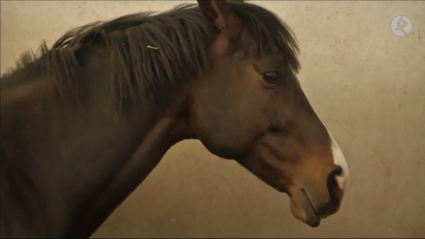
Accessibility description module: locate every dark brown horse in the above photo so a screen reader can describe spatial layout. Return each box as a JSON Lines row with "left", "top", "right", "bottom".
{"left": 0, "top": 0, "right": 350, "bottom": 238}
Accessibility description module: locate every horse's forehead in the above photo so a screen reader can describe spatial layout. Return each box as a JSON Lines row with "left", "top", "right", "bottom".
{"left": 208, "top": 33, "right": 230, "bottom": 58}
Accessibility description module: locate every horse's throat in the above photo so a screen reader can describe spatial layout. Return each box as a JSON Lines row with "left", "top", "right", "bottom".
{"left": 64, "top": 117, "right": 189, "bottom": 238}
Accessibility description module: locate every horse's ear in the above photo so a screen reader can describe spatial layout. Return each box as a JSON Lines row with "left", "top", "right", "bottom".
{"left": 197, "top": 0, "right": 242, "bottom": 37}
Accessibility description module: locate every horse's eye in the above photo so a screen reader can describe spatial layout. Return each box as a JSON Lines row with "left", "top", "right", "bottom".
{"left": 262, "top": 71, "right": 280, "bottom": 83}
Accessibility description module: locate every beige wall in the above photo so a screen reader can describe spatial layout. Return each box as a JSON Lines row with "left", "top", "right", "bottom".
{"left": 1, "top": 1, "right": 424, "bottom": 238}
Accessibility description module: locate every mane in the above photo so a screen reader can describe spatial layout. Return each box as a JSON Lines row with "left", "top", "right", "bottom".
{"left": 3, "top": 2, "right": 300, "bottom": 115}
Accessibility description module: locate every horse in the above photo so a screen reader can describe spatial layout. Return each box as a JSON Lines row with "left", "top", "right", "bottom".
{"left": 0, "top": 0, "right": 350, "bottom": 238}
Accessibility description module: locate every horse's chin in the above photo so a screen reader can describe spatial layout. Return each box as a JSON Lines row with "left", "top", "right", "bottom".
{"left": 290, "top": 189, "right": 321, "bottom": 227}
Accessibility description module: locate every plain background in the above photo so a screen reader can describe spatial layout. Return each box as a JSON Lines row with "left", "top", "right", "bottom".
{"left": 1, "top": 1, "right": 424, "bottom": 238}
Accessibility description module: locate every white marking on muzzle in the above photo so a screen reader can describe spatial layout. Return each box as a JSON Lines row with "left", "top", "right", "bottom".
{"left": 315, "top": 113, "right": 349, "bottom": 191}
{"left": 328, "top": 132, "right": 349, "bottom": 190}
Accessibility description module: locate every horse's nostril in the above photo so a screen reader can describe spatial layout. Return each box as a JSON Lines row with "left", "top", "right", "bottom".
{"left": 335, "top": 174, "right": 347, "bottom": 191}
{"left": 332, "top": 166, "right": 343, "bottom": 177}
{"left": 313, "top": 167, "right": 345, "bottom": 218}
{"left": 331, "top": 166, "right": 347, "bottom": 191}
{"left": 327, "top": 167, "right": 344, "bottom": 199}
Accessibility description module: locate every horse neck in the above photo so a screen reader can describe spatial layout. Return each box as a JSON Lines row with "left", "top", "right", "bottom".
{"left": 0, "top": 52, "right": 191, "bottom": 238}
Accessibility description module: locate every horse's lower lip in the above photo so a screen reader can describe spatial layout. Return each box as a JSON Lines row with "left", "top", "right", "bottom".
{"left": 300, "top": 189, "right": 321, "bottom": 227}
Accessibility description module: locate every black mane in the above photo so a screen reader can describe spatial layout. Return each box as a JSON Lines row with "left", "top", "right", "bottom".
{"left": 2, "top": 2, "right": 300, "bottom": 115}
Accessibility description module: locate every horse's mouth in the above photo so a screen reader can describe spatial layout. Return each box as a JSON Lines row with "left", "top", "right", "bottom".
{"left": 300, "top": 188, "right": 321, "bottom": 227}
